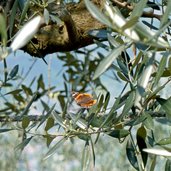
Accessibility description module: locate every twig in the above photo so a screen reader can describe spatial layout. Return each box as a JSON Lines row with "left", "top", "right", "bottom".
{"left": 111, "top": 0, "right": 161, "bottom": 20}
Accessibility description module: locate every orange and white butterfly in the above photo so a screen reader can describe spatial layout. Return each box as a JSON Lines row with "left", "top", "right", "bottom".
{"left": 72, "top": 91, "right": 97, "bottom": 108}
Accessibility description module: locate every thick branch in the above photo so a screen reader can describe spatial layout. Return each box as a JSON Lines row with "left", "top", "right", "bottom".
{"left": 1, "top": 0, "right": 163, "bottom": 57}
{"left": 23, "top": 0, "right": 105, "bottom": 57}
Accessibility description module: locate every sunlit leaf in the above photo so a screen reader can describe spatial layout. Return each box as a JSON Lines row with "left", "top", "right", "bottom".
{"left": 143, "top": 148, "right": 171, "bottom": 157}
{"left": 135, "top": 54, "right": 154, "bottom": 107}
{"left": 93, "top": 45, "right": 125, "bottom": 80}
{"left": 121, "top": 17, "right": 139, "bottom": 30}
{"left": 10, "top": 15, "right": 43, "bottom": 51}
{"left": 85, "top": 0, "right": 112, "bottom": 28}
{"left": 104, "top": 4, "right": 139, "bottom": 41}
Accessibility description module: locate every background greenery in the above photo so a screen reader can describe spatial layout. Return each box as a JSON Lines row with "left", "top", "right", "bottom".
{"left": 1, "top": 0, "right": 171, "bottom": 170}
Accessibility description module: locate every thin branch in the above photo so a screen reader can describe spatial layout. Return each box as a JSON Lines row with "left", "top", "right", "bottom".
{"left": 0, "top": 110, "right": 167, "bottom": 123}
{"left": 111, "top": 0, "right": 161, "bottom": 20}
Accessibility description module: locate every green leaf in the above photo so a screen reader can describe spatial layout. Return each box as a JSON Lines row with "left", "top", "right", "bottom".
{"left": 90, "top": 138, "right": 95, "bottom": 167}
{"left": 121, "top": 17, "right": 139, "bottom": 30}
{"left": 20, "top": 93, "right": 38, "bottom": 117}
{"left": 117, "top": 71, "right": 128, "bottom": 82}
{"left": 43, "top": 137, "right": 67, "bottom": 160}
{"left": 153, "top": 55, "right": 167, "bottom": 87}
{"left": 156, "top": 137, "right": 171, "bottom": 145}
{"left": 36, "top": 104, "right": 56, "bottom": 130}
{"left": 9, "top": 65, "right": 19, "bottom": 79}
{"left": 69, "top": 113, "right": 88, "bottom": 130}
{"left": 9, "top": 0, "right": 18, "bottom": 37}
{"left": 78, "top": 134, "right": 90, "bottom": 142}
{"left": 15, "top": 136, "right": 33, "bottom": 151}
{"left": 97, "top": 94, "right": 104, "bottom": 110}
{"left": 5, "top": 89, "right": 22, "bottom": 95}
{"left": 0, "top": 13, "right": 7, "bottom": 45}
{"left": 143, "top": 112, "right": 154, "bottom": 130}
{"left": 168, "top": 57, "right": 171, "bottom": 74}
{"left": 58, "top": 95, "right": 65, "bottom": 111}
{"left": 81, "top": 141, "right": 90, "bottom": 171}
{"left": 135, "top": 22, "right": 169, "bottom": 48}
{"left": 45, "top": 117, "right": 55, "bottom": 131}
{"left": 132, "top": 51, "right": 143, "bottom": 69}
{"left": 20, "top": 0, "right": 30, "bottom": 23}
{"left": 126, "top": 139, "right": 139, "bottom": 170}
{"left": 150, "top": 156, "right": 156, "bottom": 171}
{"left": 53, "top": 111, "right": 67, "bottom": 129}
{"left": 40, "top": 100, "right": 50, "bottom": 112}
{"left": 99, "top": 96, "right": 120, "bottom": 129}
{"left": 117, "top": 91, "right": 135, "bottom": 121}
{"left": 165, "top": 159, "right": 171, "bottom": 171}
{"left": 44, "top": 8, "right": 50, "bottom": 25}
{"left": 45, "top": 134, "right": 55, "bottom": 148}
{"left": 85, "top": 0, "right": 112, "bottom": 28}
{"left": 22, "top": 116, "right": 30, "bottom": 129}
{"left": 157, "top": 97, "right": 171, "bottom": 119}
{"left": 136, "top": 126, "right": 148, "bottom": 167}
{"left": 130, "top": 0, "right": 148, "bottom": 19}
{"left": 93, "top": 45, "right": 125, "bottom": 80}
{"left": 0, "top": 129, "right": 14, "bottom": 133}
{"left": 102, "top": 92, "right": 110, "bottom": 111}
{"left": 108, "top": 129, "right": 129, "bottom": 138}
{"left": 160, "top": 1, "right": 171, "bottom": 28}
{"left": 37, "top": 74, "right": 45, "bottom": 90}
{"left": 22, "top": 84, "right": 33, "bottom": 96}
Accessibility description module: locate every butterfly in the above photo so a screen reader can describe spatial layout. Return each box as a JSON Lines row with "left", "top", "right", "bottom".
{"left": 72, "top": 91, "right": 97, "bottom": 108}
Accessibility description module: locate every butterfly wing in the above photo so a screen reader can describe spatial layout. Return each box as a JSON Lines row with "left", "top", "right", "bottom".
{"left": 74, "top": 93, "right": 97, "bottom": 108}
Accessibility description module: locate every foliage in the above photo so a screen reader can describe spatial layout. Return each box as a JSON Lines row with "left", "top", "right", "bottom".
{"left": 1, "top": 0, "right": 171, "bottom": 170}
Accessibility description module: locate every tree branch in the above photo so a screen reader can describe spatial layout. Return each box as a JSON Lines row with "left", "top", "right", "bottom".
{"left": 0, "top": 111, "right": 166, "bottom": 123}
